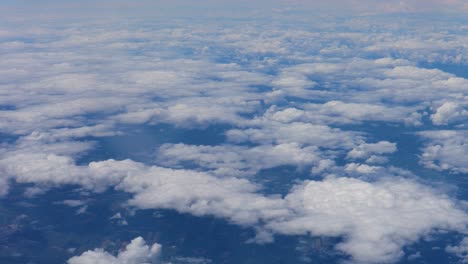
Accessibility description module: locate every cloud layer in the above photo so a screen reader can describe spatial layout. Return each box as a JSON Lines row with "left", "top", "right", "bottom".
{"left": 0, "top": 11, "right": 467, "bottom": 264}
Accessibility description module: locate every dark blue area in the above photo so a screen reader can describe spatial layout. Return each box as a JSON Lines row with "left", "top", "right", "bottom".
{"left": 0, "top": 183, "right": 344, "bottom": 264}
{"left": 0, "top": 105, "right": 15, "bottom": 110}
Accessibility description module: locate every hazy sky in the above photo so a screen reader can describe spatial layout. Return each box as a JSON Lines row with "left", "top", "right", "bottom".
{"left": 2, "top": 0, "right": 468, "bottom": 21}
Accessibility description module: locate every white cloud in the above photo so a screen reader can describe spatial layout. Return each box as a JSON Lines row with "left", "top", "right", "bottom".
{"left": 68, "top": 237, "right": 161, "bottom": 264}
{"left": 446, "top": 237, "right": 468, "bottom": 263}
{"left": 347, "top": 141, "right": 397, "bottom": 161}
{"left": 307, "top": 101, "right": 421, "bottom": 126}
{"left": 419, "top": 130, "right": 468, "bottom": 174}
{"left": 157, "top": 143, "right": 322, "bottom": 177}
{"left": 0, "top": 177, "right": 9, "bottom": 197}
{"left": 259, "top": 102, "right": 421, "bottom": 126}
{"left": 344, "top": 163, "right": 382, "bottom": 174}
{"left": 227, "top": 122, "right": 362, "bottom": 149}
{"left": 115, "top": 163, "right": 288, "bottom": 226}
{"left": 56, "top": 199, "right": 87, "bottom": 207}
{"left": 431, "top": 101, "right": 468, "bottom": 126}
{"left": 268, "top": 177, "right": 468, "bottom": 263}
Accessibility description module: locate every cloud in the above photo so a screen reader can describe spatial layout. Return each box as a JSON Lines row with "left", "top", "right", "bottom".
{"left": 157, "top": 143, "right": 322, "bottom": 177}
{"left": 431, "top": 101, "right": 468, "bottom": 126}
{"left": 258, "top": 102, "right": 421, "bottom": 126}
{"left": 227, "top": 122, "right": 362, "bottom": 149}
{"left": 419, "top": 130, "right": 468, "bottom": 174}
{"left": 269, "top": 177, "right": 468, "bottom": 263}
{"left": 68, "top": 237, "right": 161, "bottom": 264}
{"left": 446, "top": 237, "right": 468, "bottom": 263}
{"left": 55, "top": 199, "right": 87, "bottom": 207}
{"left": 346, "top": 141, "right": 397, "bottom": 163}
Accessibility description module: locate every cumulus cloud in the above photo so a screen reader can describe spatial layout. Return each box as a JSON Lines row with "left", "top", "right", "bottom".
{"left": 419, "top": 130, "right": 468, "bottom": 174}
{"left": 157, "top": 143, "right": 322, "bottom": 177}
{"left": 446, "top": 237, "right": 468, "bottom": 263}
{"left": 258, "top": 102, "right": 421, "bottom": 126}
{"left": 431, "top": 101, "right": 468, "bottom": 126}
{"left": 227, "top": 122, "right": 362, "bottom": 149}
{"left": 346, "top": 141, "right": 397, "bottom": 162}
{"left": 269, "top": 177, "right": 468, "bottom": 263}
{"left": 68, "top": 237, "right": 161, "bottom": 264}
{"left": 344, "top": 163, "right": 382, "bottom": 174}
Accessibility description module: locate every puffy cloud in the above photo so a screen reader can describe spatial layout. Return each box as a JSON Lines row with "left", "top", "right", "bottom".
{"left": 431, "top": 101, "right": 468, "bottom": 126}
{"left": 114, "top": 162, "right": 289, "bottom": 226}
{"left": 227, "top": 122, "right": 362, "bottom": 149}
{"left": 56, "top": 199, "right": 87, "bottom": 207}
{"left": 346, "top": 141, "right": 397, "bottom": 161}
{"left": 268, "top": 177, "right": 468, "bottom": 263}
{"left": 157, "top": 143, "right": 322, "bottom": 177}
{"left": 259, "top": 102, "right": 421, "bottom": 126}
{"left": 68, "top": 237, "right": 161, "bottom": 264}
{"left": 419, "top": 130, "right": 468, "bottom": 174}
{"left": 0, "top": 177, "right": 9, "bottom": 197}
{"left": 306, "top": 101, "right": 421, "bottom": 126}
{"left": 446, "top": 237, "right": 468, "bottom": 263}
{"left": 344, "top": 163, "right": 382, "bottom": 174}
{"left": 271, "top": 70, "right": 318, "bottom": 98}
{"left": 116, "top": 98, "right": 257, "bottom": 128}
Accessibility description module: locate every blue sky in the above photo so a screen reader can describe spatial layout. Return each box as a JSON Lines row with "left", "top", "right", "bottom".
{"left": 0, "top": 1, "right": 467, "bottom": 264}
